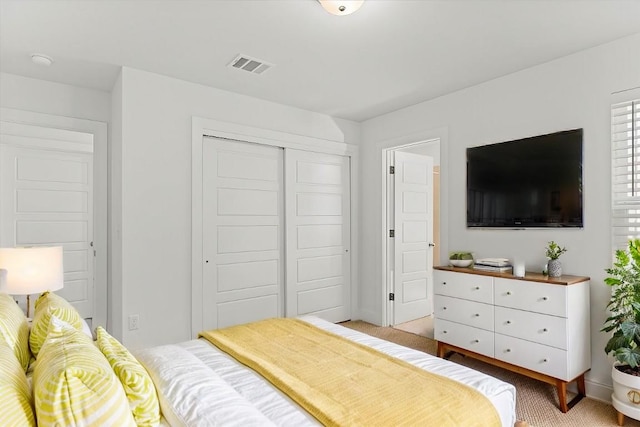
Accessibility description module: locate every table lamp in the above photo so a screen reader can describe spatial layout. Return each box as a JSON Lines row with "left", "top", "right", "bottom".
{"left": 0, "top": 246, "right": 64, "bottom": 317}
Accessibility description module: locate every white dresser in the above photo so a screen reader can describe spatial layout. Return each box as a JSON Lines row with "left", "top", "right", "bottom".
{"left": 434, "top": 266, "right": 590, "bottom": 413}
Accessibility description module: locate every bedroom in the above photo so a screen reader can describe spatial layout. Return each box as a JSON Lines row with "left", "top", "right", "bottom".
{"left": 1, "top": 0, "right": 640, "bottom": 425}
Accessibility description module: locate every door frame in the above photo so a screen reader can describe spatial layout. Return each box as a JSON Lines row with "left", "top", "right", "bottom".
{"left": 0, "top": 107, "right": 108, "bottom": 329}
{"left": 191, "top": 117, "right": 359, "bottom": 337}
{"left": 380, "top": 129, "right": 447, "bottom": 327}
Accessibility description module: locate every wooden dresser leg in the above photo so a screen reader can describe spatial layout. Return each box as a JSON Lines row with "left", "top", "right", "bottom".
{"left": 617, "top": 410, "right": 625, "bottom": 426}
{"left": 577, "top": 374, "right": 586, "bottom": 396}
{"left": 556, "top": 380, "right": 568, "bottom": 413}
{"left": 437, "top": 341, "right": 445, "bottom": 358}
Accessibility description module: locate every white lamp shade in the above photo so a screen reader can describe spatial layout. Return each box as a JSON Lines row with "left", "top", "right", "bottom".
{"left": 318, "top": 0, "right": 364, "bottom": 16}
{"left": 0, "top": 247, "right": 64, "bottom": 295}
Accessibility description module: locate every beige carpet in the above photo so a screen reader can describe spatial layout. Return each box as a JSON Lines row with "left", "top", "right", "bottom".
{"left": 341, "top": 320, "right": 640, "bottom": 427}
{"left": 392, "top": 316, "right": 434, "bottom": 338}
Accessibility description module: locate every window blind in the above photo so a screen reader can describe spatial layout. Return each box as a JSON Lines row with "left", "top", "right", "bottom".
{"left": 612, "top": 98, "right": 640, "bottom": 250}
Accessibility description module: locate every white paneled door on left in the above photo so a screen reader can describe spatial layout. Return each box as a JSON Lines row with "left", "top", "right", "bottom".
{"left": 202, "top": 137, "right": 284, "bottom": 330}
{"left": 0, "top": 122, "right": 94, "bottom": 318}
{"left": 285, "top": 149, "right": 351, "bottom": 322}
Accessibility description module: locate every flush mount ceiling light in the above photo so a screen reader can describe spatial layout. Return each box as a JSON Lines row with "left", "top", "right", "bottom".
{"left": 31, "top": 53, "right": 53, "bottom": 66}
{"left": 318, "top": 0, "right": 364, "bottom": 16}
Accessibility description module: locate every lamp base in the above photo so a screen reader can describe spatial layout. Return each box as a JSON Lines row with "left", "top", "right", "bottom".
{"left": 26, "top": 294, "right": 32, "bottom": 318}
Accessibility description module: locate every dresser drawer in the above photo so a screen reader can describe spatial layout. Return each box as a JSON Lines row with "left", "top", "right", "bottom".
{"left": 435, "top": 295, "right": 494, "bottom": 331}
{"left": 494, "top": 278, "right": 567, "bottom": 317}
{"left": 434, "top": 270, "right": 493, "bottom": 304}
{"left": 435, "top": 319, "right": 494, "bottom": 358}
{"left": 495, "top": 334, "right": 568, "bottom": 379}
{"left": 495, "top": 306, "right": 567, "bottom": 350}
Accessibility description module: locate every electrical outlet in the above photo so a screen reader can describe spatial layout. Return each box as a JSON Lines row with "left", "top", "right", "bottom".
{"left": 128, "top": 314, "right": 139, "bottom": 331}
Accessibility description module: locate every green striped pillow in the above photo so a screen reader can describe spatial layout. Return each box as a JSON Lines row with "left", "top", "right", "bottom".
{"left": 32, "top": 321, "right": 136, "bottom": 426}
{"left": 0, "top": 342, "right": 35, "bottom": 426}
{"left": 0, "top": 293, "right": 30, "bottom": 371}
{"left": 29, "top": 291, "right": 83, "bottom": 358}
{"left": 97, "top": 326, "right": 161, "bottom": 426}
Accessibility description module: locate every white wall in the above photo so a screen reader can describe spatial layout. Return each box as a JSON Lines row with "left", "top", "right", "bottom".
{"left": 110, "top": 72, "right": 123, "bottom": 338}
{"left": 400, "top": 139, "right": 440, "bottom": 166}
{"left": 0, "top": 72, "right": 111, "bottom": 122}
{"left": 360, "top": 32, "right": 640, "bottom": 396}
{"left": 114, "top": 67, "right": 360, "bottom": 349}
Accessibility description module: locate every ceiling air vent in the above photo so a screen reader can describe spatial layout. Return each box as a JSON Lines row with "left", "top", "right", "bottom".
{"left": 228, "top": 54, "right": 273, "bottom": 75}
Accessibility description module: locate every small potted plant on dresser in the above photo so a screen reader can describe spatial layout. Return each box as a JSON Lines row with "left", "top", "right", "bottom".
{"left": 545, "top": 241, "right": 567, "bottom": 277}
{"left": 602, "top": 238, "right": 640, "bottom": 425}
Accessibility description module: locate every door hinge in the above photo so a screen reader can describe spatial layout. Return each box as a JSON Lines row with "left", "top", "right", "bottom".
{"left": 389, "top": 166, "right": 395, "bottom": 174}
{"left": 389, "top": 229, "right": 395, "bottom": 238}
{"left": 389, "top": 293, "right": 395, "bottom": 301}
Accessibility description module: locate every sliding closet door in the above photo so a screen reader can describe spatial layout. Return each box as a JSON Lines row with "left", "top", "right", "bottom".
{"left": 202, "top": 137, "right": 284, "bottom": 330}
{"left": 285, "top": 149, "right": 351, "bottom": 322}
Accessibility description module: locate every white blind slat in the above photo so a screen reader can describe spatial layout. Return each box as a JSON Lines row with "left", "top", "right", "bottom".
{"left": 612, "top": 98, "right": 640, "bottom": 251}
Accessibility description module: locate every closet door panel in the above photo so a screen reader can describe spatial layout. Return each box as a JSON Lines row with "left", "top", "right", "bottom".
{"left": 202, "top": 137, "right": 284, "bottom": 330}
{"left": 285, "top": 149, "right": 351, "bottom": 322}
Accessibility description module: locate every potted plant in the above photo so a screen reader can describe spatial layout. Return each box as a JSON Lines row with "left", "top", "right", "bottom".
{"left": 448, "top": 251, "right": 474, "bottom": 268}
{"left": 545, "top": 241, "right": 567, "bottom": 277}
{"left": 602, "top": 238, "right": 640, "bottom": 425}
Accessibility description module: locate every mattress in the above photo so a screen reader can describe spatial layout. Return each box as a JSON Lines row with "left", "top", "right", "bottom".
{"left": 135, "top": 316, "right": 516, "bottom": 427}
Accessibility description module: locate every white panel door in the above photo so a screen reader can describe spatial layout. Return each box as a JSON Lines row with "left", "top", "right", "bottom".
{"left": 0, "top": 136, "right": 94, "bottom": 318}
{"left": 393, "top": 151, "right": 433, "bottom": 324}
{"left": 202, "top": 137, "right": 284, "bottom": 329}
{"left": 285, "top": 149, "right": 350, "bottom": 322}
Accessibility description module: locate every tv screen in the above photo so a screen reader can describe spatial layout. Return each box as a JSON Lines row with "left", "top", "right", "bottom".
{"left": 466, "top": 129, "right": 583, "bottom": 228}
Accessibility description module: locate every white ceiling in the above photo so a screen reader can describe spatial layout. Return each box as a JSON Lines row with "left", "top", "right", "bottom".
{"left": 1, "top": 0, "right": 639, "bottom": 122}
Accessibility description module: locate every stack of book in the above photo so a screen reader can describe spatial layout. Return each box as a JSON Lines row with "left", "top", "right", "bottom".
{"left": 473, "top": 258, "right": 512, "bottom": 273}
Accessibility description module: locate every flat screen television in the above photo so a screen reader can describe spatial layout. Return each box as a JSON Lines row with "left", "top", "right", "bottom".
{"left": 466, "top": 128, "right": 583, "bottom": 228}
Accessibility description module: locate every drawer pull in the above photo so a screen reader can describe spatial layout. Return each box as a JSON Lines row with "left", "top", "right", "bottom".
{"left": 443, "top": 330, "right": 448, "bottom": 334}
{"left": 473, "top": 339, "right": 479, "bottom": 343}
{"left": 442, "top": 282, "right": 447, "bottom": 285}
{"left": 474, "top": 313, "right": 480, "bottom": 317}
{"left": 443, "top": 307, "right": 447, "bottom": 310}
{"left": 506, "top": 291, "right": 512, "bottom": 296}
{"left": 474, "top": 286, "right": 480, "bottom": 290}
{"left": 506, "top": 320, "right": 511, "bottom": 324}
{"left": 543, "top": 358, "right": 548, "bottom": 363}
{"left": 506, "top": 349, "right": 511, "bottom": 353}
{"left": 543, "top": 328, "right": 548, "bottom": 332}
{"left": 542, "top": 296, "right": 548, "bottom": 301}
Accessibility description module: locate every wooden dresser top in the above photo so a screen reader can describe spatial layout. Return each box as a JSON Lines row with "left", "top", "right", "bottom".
{"left": 434, "top": 266, "right": 590, "bottom": 286}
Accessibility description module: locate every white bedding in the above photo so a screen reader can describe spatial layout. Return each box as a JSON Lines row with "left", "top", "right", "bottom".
{"left": 136, "top": 316, "right": 516, "bottom": 427}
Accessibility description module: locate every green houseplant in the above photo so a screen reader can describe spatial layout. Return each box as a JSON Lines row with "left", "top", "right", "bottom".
{"left": 545, "top": 241, "right": 567, "bottom": 277}
{"left": 602, "top": 239, "right": 640, "bottom": 424}
{"left": 603, "top": 238, "right": 640, "bottom": 369}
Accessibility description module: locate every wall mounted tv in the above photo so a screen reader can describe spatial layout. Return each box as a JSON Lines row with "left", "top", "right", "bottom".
{"left": 467, "top": 128, "right": 583, "bottom": 228}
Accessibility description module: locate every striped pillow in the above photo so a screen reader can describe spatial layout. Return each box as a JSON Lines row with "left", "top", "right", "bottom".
{"left": 97, "top": 326, "right": 161, "bottom": 426}
{"left": 0, "top": 342, "right": 35, "bottom": 427}
{"left": 0, "top": 293, "right": 30, "bottom": 371}
{"left": 29, "top": 291, "right": 83, "bottom": 357}
{"left": 32, "top": 322, "right": 136, "bottom": 426}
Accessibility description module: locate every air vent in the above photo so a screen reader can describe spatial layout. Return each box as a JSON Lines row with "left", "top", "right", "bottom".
{"left": 228, "top": 54, "right": 273, "bottom": 75}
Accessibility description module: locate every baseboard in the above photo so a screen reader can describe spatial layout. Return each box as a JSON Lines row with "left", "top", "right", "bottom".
{"left": 356, "top": 309, "right": 381, "bottom": 326}
{"left": 585, "top": 379, "right": 613, "bottom": 404}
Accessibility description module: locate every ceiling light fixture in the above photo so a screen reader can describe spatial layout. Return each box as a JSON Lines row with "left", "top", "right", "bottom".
{"left": 318, "top": 0, "right": 364, "bottom": 16}
{"left": 31, "top": 53, "right": 53, "bottom": 66}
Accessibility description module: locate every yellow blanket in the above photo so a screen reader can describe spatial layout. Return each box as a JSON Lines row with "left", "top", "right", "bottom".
{"left": 199, "top": 318, "right": 501, "bottom": 427}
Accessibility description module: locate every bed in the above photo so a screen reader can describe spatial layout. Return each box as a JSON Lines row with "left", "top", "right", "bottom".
{"left": 135, "top": 316, "right": 516, "bottom": 427}
{"left": 1, "top": 289, "right": 515, "bottom": 426}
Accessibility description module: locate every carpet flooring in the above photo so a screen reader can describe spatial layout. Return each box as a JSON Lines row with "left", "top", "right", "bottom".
{"left": 340, "top": 320, "right": 640, "bottom": 427}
